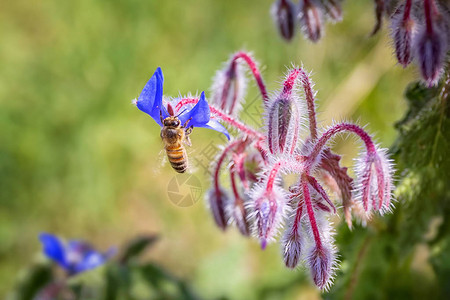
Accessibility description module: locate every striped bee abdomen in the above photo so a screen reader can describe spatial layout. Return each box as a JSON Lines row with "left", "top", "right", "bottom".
{"left": 166, "top": 146, "right": 188, "bottom": 173}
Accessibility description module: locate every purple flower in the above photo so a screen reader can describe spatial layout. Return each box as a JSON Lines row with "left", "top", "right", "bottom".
{"left": 39, "top": 233, "right": 115, "bottom": 276}
{"left": 135, "top": 68, "right": 230, "bottom": 139}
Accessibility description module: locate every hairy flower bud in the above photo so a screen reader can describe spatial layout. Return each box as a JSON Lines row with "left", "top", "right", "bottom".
{"left": 415, "top": 25, "right": 447, "bottom": 86}
{"left": 305, "top": 212, "right": 337, "bottom": 290}
{"left": 298, "top": 0, "right": 324, "bottom": 42}
{"left": 206, "top": 187, "right": 230, "bottom": 230}
{"left": 281, "top": 214, "right": 304, "bottom": 268}
{"left": 250, "top": 182, "right": 288, "bottom": 248}
{"left": 323, "top": 0, "right": 343, "bottom": 23}
{"left": 267, "top": 95, "right": 300, "bottom": 155}
{"left": 271, "top": 0, "right": 297, "bottom": 41}
{"left": 211, "top": 56, "right": 248, "bottom": 115}
{"left": 353, "top": 147, "right": 394, "bottom": 214}
{"left": 391, "top": 1, "right": 416, "bottom": 67}
{"left": 228, "top": 168, "right": 251, "bottom": 236}
{"left": 307, "top": 242, "right": 336, "bottom": 290}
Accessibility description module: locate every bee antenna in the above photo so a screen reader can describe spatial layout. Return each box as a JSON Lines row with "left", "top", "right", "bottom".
{"left": 176, "top": 109, "right": 187, "bottom": 118}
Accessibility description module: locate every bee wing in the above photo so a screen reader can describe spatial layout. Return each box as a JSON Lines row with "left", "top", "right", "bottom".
{"left": 152, "top": 149, "right": 167, "bottom": 175}
{"left": 184, "top": 135, "right": 192, "bottom": 147}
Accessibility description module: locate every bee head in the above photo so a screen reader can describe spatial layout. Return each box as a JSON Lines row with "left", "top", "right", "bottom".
{"left": 163, "top": 117, "right": 181, "bottom": 127}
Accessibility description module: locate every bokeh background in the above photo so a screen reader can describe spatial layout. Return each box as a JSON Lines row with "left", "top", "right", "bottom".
{"left": 0, "top": 0, "right": 416, "bottom": 299}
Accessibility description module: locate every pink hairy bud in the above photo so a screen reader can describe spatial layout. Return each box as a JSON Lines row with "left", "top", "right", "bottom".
{"left": 307, "top": 243, "right": 335, "bottom": 290}
{"left": 229, "top": 167, "right": 251, "bottom": 236}
{"left": 414, "top": 0, "right": 448, "bottom": 86}
{"left": 282, "top": 210, "right": 304, "bottom": 268}
{"left": 323, "top": 0, "right": 343, "bottom": 23}
{"left": 250, "top": 174, "right": 287, "bottom": 248}
{"left": 391, "top": 0, "right": 415, "bottom": 67}
{"left": 206, "top": 187, "right": 229, "bottom": 230}
{"left": 271, "top": 0, "right": 297, "bottom": 41}
{"left": 298, "top": 0, "right": 324, "bottom": 42}
{"left": 210, "top": 57, "right": 248, "bottom": 115}
{"left": 353, "top": 147, "right": 394, "bottom": 214}
{"left": 415, "top": 25, "right": 447, "bottom": 86}
{"left": 267, "top": 96, "right": 300, "bottom": 155}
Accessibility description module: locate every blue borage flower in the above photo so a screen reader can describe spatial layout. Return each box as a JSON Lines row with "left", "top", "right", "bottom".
{"left": 135, "top": 67, "right": 230, "bottom": 139}
{"left": 39, "top": 233, "right": 115, "bottom": 276}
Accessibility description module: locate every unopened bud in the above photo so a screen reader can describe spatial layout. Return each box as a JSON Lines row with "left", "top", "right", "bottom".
{"left": 415, "top": 26, "right": 447, "bottom": 86}
{"left": 250, "top": 183, "right": 287, "bottom": 248}
{"left": 231, "top": 201, "right": 251, "bottom": 236}
{"left": 271, "top": 0, "right": 297, "bottom": 41}
{"left": 211, "top": 57, "right": 247, "bottom": 115}
{"left": 323, "top": 0, "right": 343, "bottom": 23}
{"left": 307, "top": 243, "right": 335, "bottom": 290}
{"left": 390, "top": 0, "right": 416, "bottom": 67}
{"left": 207, "top": 187, "right": 229, "bottom": 230}
{"left": 393, "top": 17, "right": 415, "bottom": 67}
{"left": 281, "top": 216, "right": 304, "bottom": 268}
{"left": 267, "top": 96, "right": 300, "bottom": 155}
{"left": 353, "top": 147, "right": 394, "bottom": 214}
{"left": 229, "top": 168, "right": 251, "bottom": 236}
{"left": 298, "top": 0, "right": 324, "bottom": 42}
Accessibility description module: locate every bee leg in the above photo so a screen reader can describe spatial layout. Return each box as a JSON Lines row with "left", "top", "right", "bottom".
{"left": 185, "top": 135, "right": 192, "bottom": 147}
{"left": 182, "top": 117, "right": 193, "bottom": 128}
{"left": 185, "top": 126, "right": 193, "bottom": 136}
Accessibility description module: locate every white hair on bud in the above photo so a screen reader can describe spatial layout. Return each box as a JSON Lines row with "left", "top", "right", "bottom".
{"left": 205, "top": 187, "right": 230, "bottom": 230}
{"left": 281, "top": 212, "right": 306, "bottom": 269}
{"left": 304, "top": 210, "right": 338, "bottom": 291}
{"left": 297, "top": 0, "right": 325, "bottom": 42}
{"left": 247, "top": 178, "right": 289, "bottom": 247}
{"left": 210, "top": 53, "right": 249, "bottom": 116}
{"left": 353, "top": 145, "right": 396, "bottom": 215}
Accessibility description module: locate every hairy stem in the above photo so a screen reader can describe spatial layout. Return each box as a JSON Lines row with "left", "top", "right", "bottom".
{"left": 403, "top": 0, "right": 412, "bottom": 23}
{"left": 302, "top": 175, "right": 322, "bottom": 249}
{"left": 306, "top": 123, "right": 376, "bottom": 173}
{"left": 424, "top": 0, "right": 433, "bottom": 34}
{"left": 176, "top": 98, "right": 264, "bottom": 139}
{"left": 232, "top": 51, "right": 269, "bottom": 103}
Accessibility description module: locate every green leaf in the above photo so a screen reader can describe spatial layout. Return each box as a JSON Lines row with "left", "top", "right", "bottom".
{"left": 12, "top": 263, "right": 53, "bottom": 300}
{"left": 120, "top": 235, "right": 159, "bottom": 264}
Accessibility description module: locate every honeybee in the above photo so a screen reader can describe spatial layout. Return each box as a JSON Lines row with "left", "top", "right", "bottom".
{"left": 160, "top": 111, "right": 192, "bottom": 173}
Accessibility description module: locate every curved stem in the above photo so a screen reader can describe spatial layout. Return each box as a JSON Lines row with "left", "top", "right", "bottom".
{"left": 214, "top": 140, "right": 242, "bottom": 192}
{"left": 283, "top": 68, "right": 318, "bottom": 140}
{"left": 266, "top": 158, "right": 306, "bottom": 192}
{"left": 232, "top": 51, "right": 269, "bottom": 103}
{"left": 175, "top": 98, "right": 264, "bottom": 139}
{"left": 306, "top": 123, "right": 376, "bottom": 173}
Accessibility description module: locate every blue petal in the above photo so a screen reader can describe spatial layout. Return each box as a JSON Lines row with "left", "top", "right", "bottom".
{"left": 39, "top": 233, "right": 67, "bottom": 268}
{"left": 179, "top": 92, "right": 211, "bottom": 127}
{"left": 136, "top": 67, "right": 168, "bottom": 127}
{"left": 198, "top": 119, "right": 230, "bottom": 140}
{"left": 74, "top": 251, "right": 107, "bottom": 273}
{"left": 75, "top": 247, "right": 115, "bottom": 273}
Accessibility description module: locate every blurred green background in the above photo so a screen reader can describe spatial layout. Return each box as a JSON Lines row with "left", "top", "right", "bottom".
{"left": 0, "top": 0, "right": 416, "bottom": 299}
